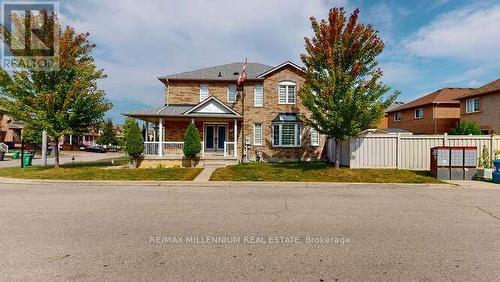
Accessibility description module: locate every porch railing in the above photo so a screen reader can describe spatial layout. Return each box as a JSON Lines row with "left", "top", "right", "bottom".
{"left": 224, "top": 141, "right": 236, "bottom": 157}
{"left": 144, "top": 142, "right": 205, "bottom": 157}
{"left": 0, "top": 142, "right": 8, "bottom": 153}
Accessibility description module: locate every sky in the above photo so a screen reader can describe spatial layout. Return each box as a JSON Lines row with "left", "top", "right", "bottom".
{"left": 58, "top": 0, "right": 500, "bottom": 124}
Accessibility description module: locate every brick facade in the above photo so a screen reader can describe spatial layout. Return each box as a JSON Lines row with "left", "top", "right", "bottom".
{"left": 387, "top": 104, "right": 460, "bottom": 134}
{"left": 459, "top": 91, "right": 500, "bottom": 134}
{"left": 162, "top": 65, "right": 326, "bottom": 161}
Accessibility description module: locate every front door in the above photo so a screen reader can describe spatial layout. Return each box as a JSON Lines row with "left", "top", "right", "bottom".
{"left": 204, "top": 124, "right": 227, "bottom": 152}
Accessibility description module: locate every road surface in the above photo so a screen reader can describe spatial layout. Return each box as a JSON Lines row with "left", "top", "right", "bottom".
{"left": 1, "top": 182, "right": 499, "bottom": 281}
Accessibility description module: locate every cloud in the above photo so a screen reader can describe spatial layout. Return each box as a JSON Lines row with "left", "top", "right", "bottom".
{"left": 380, "top": 62, "right": 418, "bottom": 84}
{"left": 405, "top": 4, "right": 500, "bottom": 61}
{"left": 59, "top": 0, "right": 347, "bottom": 108}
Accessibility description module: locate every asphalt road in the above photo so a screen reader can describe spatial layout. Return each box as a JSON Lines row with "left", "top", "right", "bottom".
{"left": 0, "top": 151, "right": 124, "bottom": 168}
{"left": 1, "top": 183, "right": 500, "bottom": 281}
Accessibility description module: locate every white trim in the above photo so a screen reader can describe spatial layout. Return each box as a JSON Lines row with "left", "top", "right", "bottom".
{"left": 254, "top": 84, "right": 263, "bottom": 107}
{"left": 272, "top": 123, "right": 301, "bottom": 147}
{"left": 257, "top": 61, "right": 304, "bottom": 78}
{"left": 466, "top": 98, "right": 480, "bottom": 113}
{"left": 394, "top": 112, "right": 401, "bottom": 122}
{"left": 310, "top": 128, "right": 319, "bottom": 147}
{"left": 227, "top": 84, "right": 237, "bottom": 103}
{"left": 203, "top": 122, "right": 228, "bottom": 152}
{"left": 253, "top": 123, "right": 263, "bottom": 146}
{"left": 184, "top": 96, "right": 241, "bottom": 116}
{"left": 199, "top": 84, "right": 209, "bottom": 102}
{"left": 278, "top": 81, "right": 296, "bottom": 104}
{"left": 414, "top": 108, "right": 424, "bottom": 119}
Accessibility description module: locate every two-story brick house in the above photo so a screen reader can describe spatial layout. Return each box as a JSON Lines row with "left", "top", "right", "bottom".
{"left": 457, "top": 78, "right": 500, "bottom": 134}
{"left": 386, "top": 88, "right": 473, "bottom": 134}
{"left": 124, "top": 61, "right": 325, "bottom": 163}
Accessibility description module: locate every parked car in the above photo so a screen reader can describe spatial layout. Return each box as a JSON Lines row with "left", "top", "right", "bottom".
{"left": 84, "top": 145, "right": 107, "bottom": 153}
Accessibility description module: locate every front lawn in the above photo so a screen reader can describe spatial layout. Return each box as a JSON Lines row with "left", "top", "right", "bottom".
{"left": 210, "top": 162, "right": 441, "bottom": 183}
{"left": 0, "top": 158, "right": 202, "bottom": 181}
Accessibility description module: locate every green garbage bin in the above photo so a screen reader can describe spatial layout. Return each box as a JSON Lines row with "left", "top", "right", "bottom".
{"left": 12, "top": 150, "right": 20, "bottom": 160}
{"left": 22, "top": 153, "right": 33, "bottom": 167}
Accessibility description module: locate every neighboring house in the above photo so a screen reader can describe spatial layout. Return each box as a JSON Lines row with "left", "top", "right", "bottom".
{"left": 386, "top": 88, "right": 474, "bottom": 134}
{"left": 376, "top": 101, "right": 404, "bottom": 129}
{"left": 124, "top": 61, "right": 326, "bottom": 162}
{"left": 457, "top": 78, "right": 500, "bottom": 134}
{"left": 0, "top": 108, "right": 24, "bottom": 146}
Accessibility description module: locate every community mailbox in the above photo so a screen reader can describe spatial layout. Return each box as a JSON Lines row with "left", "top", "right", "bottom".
{"left": 431, "top": 146, "right": 477, "bottom": 180}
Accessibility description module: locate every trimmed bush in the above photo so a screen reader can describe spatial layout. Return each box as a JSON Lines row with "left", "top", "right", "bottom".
{"left": 125, "top": 121, "right": 144, "bottom": 167}
{"left": 183, "top": 123, "right": 202, "bottom": 158}
{"left": 450, "top": 121, "right": 483, "bottom": 135}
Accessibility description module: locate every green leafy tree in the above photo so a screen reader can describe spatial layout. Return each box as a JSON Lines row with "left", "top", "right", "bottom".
{"left": 183, "top": 123, "right": 202, "bottom": 158}
{"left": 97, "top": 118, "right": 117, "bottom": 146}
{"left": 123, "top": 117, "right": 136, "bottom": 142}
{"left": 449, "top": 121, "right": 483, "bottom": 135}
{"left": 124, "top": 121, "right": 144, "bottom": 167}
{"left": 22, "top": 126, "right": 43, "bottom": 145}
{"left": 299, "top": 7, "right": 399, "bottom": 167}
{"left": 0, "top": 15, "right": 111, "bottom": 167}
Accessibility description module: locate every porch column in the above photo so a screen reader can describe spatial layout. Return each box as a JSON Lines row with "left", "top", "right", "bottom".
{"left": 145, "top": 121, "right": 149, "bottom": 141}
{"left": 234, "top": 119, "right": 237, "bottom": 158}
{"left": 69, "top": 134, "right": 73, "bottom": 145}
{"left": 159, "top": 118, "right": 164, "bottom": 157}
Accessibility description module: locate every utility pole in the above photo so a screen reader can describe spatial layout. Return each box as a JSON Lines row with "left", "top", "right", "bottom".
{"left": 41, "top": 130, "right": 47, "bottom": 166}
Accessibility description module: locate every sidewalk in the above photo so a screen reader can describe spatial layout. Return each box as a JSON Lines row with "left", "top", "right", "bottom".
{"left": 0, "top": 151, "right": 124, "bottom": 168}
{"left": 444, "top": 180, "right": 499, "bottom": 189}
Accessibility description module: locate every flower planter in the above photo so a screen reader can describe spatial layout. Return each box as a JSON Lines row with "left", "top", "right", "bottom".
{"left": 476, "top": 168, "right": 494, "bottom": 180}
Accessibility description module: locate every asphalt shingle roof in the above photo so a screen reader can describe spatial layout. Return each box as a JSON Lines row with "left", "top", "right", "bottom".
{"left": 125, "top": 104, "right": 195, "bottom": 116}
{"left": 159, "top": 62, "right": 274, "bottom": 81}
{"left": 458, "top": 78, "right": 500, "bottom": 99}
{"left": 387, "top": 88, "right": 475, "bottom": 113}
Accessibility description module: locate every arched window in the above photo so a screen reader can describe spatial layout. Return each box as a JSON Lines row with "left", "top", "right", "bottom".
{"left": 278, "top": 81, "right": 296, "bottom": 104}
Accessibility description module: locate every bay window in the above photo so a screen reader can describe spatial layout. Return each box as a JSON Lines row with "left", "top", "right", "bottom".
{"left": 272, "top": 123, "right": 301, "bottom": 147}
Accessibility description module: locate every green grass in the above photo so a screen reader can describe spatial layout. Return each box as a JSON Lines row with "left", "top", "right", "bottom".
{"left": 210, "top": 162, "right": 441, "bottom": 183}
{"left": 0, "top": 158, "right": 202, "bottom": 181}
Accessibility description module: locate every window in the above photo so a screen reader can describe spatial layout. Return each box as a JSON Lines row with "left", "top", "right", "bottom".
{"left": 272, "top": 123, "right": 301, "bottom": 147}
{"left": 414, "top": 108, "right": 424, "bottom": 119}
{"left": 254, "top": 84, "right": 263, "bottom": 107}
{"left": 394, "top": 112, "right": 401, "bottom": 122}
{"left": 199, "top": 84, "right": 209, "bottom": 101}
{"left": 466, "top": 98, "right": 480, "bottom": 113}
{"left": 310, "top": 128, "right": 319, "bottom": 146}
{"left": 254, "top": 123, "right": 262, "bottom": 145}
{"left": 278, "top": 81, "right": 296, "bottom": 104}
{"left": 226, "top": 84, "right": 237, "bottom": 102}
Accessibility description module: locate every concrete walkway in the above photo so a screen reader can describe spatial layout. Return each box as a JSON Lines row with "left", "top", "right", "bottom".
{"left": 193, "top": 165, "right": 221, "bottom": 182}
{"left": 445, "top": 180, "right": 499, "bottom": 189}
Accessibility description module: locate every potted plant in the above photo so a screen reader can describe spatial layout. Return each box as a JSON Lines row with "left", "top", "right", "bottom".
{"left": 183, "top": 123, "right": 202, "bottom": 167}
{"left": 477, "top": 145, "right": 494, "bottom": 180}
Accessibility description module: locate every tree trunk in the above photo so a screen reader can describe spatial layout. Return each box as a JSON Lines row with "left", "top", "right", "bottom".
{"left": 52, "top": 139, "right": 60, "bottom": 168}
{"left": 334, "top": 138, "right": 341, "bottom": 169}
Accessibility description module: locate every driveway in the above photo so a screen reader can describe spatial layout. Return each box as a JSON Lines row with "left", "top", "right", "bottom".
{"left": 1, "top": 183, "right": 499, "bottom": 281}
{"left": 0, "top": 151, "right": 124, "bottom": 168}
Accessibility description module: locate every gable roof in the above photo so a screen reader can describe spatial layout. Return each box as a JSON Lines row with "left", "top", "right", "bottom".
{"left": 183, "top": 96, "right": 241, "bottom": 116}
{"left": 256, "top": 61, "right": 305, "bottom": 78}
{"left": 159, "top": 62, "right": 273, "bottom": 81}
{"left": 387, "top": 88, "right": 475, "bottom": 113}
{"left": 458, "top": 78, "right": 500, "bottom": 99}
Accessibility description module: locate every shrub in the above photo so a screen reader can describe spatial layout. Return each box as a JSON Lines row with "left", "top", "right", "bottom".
{"left": 478, "top": 145, "right": 492, "bottom": 169}
{"left": 124, "top": 121, "right": 144, "bottom": 167}
{"left": 450, "top": 121, "right": 483, "bottom": 135}
{"left": 183, "top": 123, "right": 202, "bottom": 158}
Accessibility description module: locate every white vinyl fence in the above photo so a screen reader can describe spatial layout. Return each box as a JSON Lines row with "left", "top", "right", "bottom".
{"left": 327, "top": 133, "right": 500, "bottom": 170}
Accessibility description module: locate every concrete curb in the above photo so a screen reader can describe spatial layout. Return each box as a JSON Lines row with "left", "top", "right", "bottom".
{"left": 0, "top": 176, "right": 457, "bottom": 188}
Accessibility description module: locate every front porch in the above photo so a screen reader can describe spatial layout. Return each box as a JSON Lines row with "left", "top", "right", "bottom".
{"left": 124, "top": 97, "right": 242, "bottom": 161}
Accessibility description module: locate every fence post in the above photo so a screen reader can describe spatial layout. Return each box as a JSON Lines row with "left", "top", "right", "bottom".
{"left": 491, "top": 134, "right": 496, "bottom": 160}
{"left": 396, "top": 133, "right": 401, "bottom": 169}
{"left": 443, "top": 133, "right": 449, "bottom": 146}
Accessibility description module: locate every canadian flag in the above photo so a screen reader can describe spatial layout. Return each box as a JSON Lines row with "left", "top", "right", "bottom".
{"left": 237, "top": 58, "right": 247, "bottom": 86}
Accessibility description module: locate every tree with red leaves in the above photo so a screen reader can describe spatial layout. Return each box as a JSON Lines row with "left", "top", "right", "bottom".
{"left": 299, "top": 7, "right": 399, "bottom": 168}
